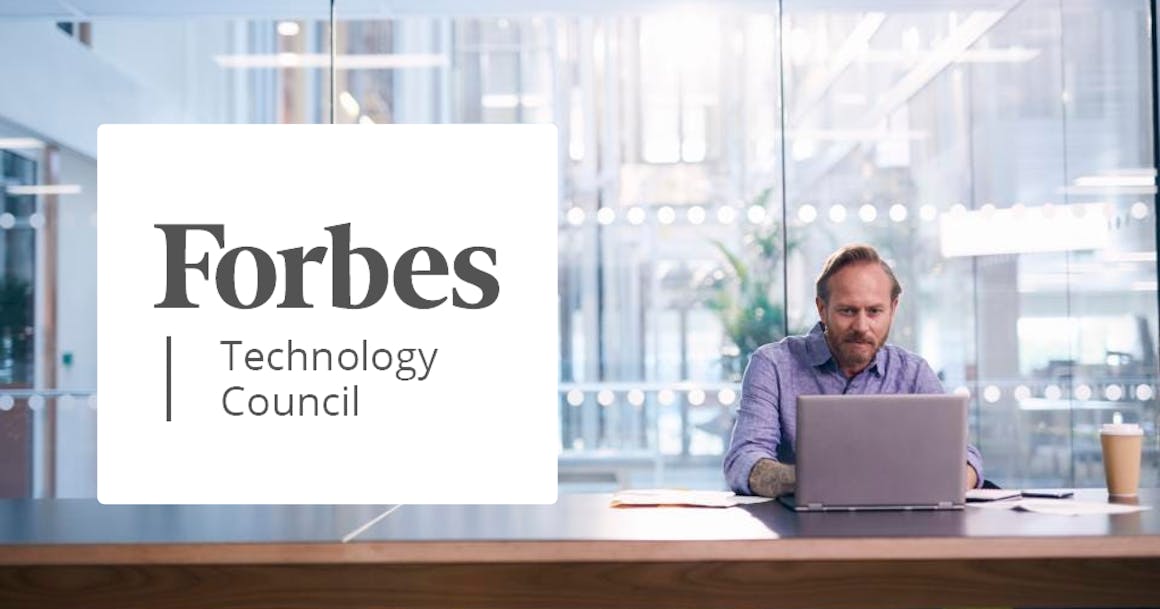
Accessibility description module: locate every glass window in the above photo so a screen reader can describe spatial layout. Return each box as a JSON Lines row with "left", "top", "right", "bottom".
{"left": 0, "top": 0, "right": 1155, "bottom": 497}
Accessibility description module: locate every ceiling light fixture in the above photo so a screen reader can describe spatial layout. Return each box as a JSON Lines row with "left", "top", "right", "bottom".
{"left": 213, "top": 53, "right": 449, "bottom": 70}
{"left": 6, "top": 184, "right": 82, "bottom": 196}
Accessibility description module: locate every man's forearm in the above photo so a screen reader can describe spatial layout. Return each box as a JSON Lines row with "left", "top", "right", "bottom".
{"left": 747, "top": 458, "right": 796, "bottom": 497}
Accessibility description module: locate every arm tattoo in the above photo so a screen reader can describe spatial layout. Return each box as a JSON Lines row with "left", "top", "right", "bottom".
{"left": 747, "top": 459, "right": 796, "bottom": 497}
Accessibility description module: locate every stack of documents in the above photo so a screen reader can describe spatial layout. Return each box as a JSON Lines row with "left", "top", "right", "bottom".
{"left": 611, "top": 489, "right": 773, "bottom": 508}
{"left": 966, "top": 489, "right": 1022, "bottom": 502}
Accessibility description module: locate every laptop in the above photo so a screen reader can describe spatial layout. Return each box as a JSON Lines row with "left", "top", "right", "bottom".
{"left": 778, "top": 394, "right": 968, "bottom": 512}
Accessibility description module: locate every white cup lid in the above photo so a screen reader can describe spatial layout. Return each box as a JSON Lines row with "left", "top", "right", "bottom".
{"left": 1101, "top": 422, "right": 1143, "bottom": 436}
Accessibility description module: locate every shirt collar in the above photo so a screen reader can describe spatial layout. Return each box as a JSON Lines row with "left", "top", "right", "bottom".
{"left": 805, "top": 321, "right": 886, "bottom": 377}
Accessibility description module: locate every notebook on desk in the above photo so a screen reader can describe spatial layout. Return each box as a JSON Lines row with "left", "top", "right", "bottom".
{"left": 778, "top": 394, "right": 968, "bottom": 512}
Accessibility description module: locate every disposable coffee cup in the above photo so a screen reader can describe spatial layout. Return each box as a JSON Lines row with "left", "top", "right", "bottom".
{"left": 1100, "top": 421, "right": 1144, "bottom": 498}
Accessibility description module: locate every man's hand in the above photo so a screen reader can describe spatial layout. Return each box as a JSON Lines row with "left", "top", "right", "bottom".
{"left": 966, "top": 464, "right": 979, "bottom": 490}
{"left": 747, "top": 459, "right": 796, "bottom": 497}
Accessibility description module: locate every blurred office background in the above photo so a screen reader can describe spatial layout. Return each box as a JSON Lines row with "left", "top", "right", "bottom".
{"left": 0, "top": 0, "right": 1157, "bottom": 497}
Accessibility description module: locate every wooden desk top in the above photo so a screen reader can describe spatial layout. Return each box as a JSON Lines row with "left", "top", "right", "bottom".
{"left": 1, "top": 489, "right": 1156, "bottom": 565}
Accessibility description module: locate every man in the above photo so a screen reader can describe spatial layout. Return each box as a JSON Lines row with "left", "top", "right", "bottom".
{"left": 723, "top": 243, "right": 983, "bottom": 497}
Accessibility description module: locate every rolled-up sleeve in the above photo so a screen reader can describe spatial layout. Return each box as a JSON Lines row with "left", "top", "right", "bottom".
{"left": 914, "top": 360, "right": 985, "bottom": 488}
{"left": 724, "top": 352, "right": 782, "bottom": 495}
{"left": 965, "top": 443, "right": 984, "bottom": 488}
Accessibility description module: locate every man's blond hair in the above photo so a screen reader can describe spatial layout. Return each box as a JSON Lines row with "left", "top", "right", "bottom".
{"left": 815, "top": 244, "right": 901, "bottom": 303}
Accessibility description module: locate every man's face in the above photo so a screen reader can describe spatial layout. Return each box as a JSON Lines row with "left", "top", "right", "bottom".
{"left": 816, "top": 262, "right": 898, "bottom": 375}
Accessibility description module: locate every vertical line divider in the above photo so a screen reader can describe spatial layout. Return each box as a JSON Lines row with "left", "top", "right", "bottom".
{"left": 330, "top": 0, "right": 336, "bottom": 125}
{"left": 1151, "top": 0, "right": 1160, "bottom": 380}
{"left": 776, "top": 0, "right": 791, "bottom": 340}
{"left": 166, "top": 335, "right": 172, "bottom": 422}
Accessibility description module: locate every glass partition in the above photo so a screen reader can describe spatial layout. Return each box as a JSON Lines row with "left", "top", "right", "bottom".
{"left": 0, "top": 0, "right": 1154, "bottom": 496}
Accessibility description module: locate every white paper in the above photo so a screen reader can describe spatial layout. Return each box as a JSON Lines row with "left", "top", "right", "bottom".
{"left": 611, "top": 489, "right": 774, "bottom": 508}
{"left": 969, "top": 497, "right": 1150, "bottom": 515}
{"left": 1015, "top": 499, "right": 1150, "bottom": 515}
{"left": 966, "top": 489, "right": 1022, "bottom": 502}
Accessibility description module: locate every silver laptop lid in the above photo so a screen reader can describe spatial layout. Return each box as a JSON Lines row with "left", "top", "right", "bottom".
{"left": 795, "top": 394, "right": 967, "bottom": 510}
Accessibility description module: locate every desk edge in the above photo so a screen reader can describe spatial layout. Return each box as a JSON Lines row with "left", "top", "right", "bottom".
{"left": 2, "top": 536, "right": 1159, "bottom": 565}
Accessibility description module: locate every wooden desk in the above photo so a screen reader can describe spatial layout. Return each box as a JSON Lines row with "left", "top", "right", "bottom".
{"left": 1, "top": 490, "right": 1158, "bottom": 608}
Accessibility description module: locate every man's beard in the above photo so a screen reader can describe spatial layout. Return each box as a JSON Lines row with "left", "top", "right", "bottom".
{"left": 826, "top": 326, "right": 888, "bottom": 368}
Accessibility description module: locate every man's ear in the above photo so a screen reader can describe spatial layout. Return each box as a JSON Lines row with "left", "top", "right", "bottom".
{"left": 891, "top": 297, "right": 900, "bottom": 315}
{"left": 816, "top": 296, "right": 825, "bottom": 320}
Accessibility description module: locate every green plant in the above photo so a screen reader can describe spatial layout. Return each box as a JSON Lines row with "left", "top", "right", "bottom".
{"left": 703, "top": 188, "right": 799, "bottom": 380}
{"left": 0, "top": 276, "right": 33, "bottom": 385}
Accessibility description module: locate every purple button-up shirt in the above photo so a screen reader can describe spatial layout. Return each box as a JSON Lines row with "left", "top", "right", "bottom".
{"left": 724, "top": 322, "right": 984, "bottom": 495}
